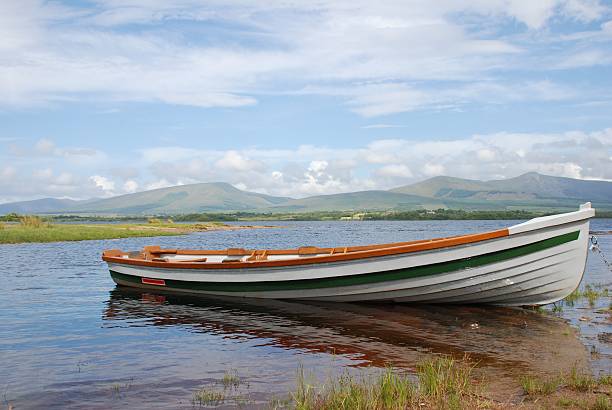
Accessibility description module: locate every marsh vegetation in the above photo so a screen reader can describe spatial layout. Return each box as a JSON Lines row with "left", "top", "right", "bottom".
{"left": 0, "top": 215, "right": 235, "bottom": 244}
{"left": 273, "top": 357, "right": 612, "bottom": 409}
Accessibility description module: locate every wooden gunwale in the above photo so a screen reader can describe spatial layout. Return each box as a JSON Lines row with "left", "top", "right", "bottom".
{"left": 102, "top": 228, "right": 509, "bottom": 270}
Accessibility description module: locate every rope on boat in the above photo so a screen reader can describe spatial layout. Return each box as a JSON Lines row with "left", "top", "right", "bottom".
{"left": 590, "top": 235, "right": 612, "bottom": 271}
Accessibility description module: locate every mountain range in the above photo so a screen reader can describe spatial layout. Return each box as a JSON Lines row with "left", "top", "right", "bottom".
{"left": 1, "top": 172, "right": 611, "bottom": 215}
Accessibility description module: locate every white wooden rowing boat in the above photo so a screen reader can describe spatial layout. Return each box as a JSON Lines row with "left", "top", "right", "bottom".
{"left": 102, "top": 203, "right": 595, "bottom": 306}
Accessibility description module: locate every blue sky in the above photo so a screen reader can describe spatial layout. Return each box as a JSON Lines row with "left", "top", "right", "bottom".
{"left": 1, "top": 0, "right": 611, "bottom": 202}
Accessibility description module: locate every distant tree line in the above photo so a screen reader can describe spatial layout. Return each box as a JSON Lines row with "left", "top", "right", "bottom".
{"left": 2, "top": 209, "right": 611, "bottom": 222}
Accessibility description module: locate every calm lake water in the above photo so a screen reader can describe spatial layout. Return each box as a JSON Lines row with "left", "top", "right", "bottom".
{"left": 1, "top": 220, "right": 611, "bottom": 409}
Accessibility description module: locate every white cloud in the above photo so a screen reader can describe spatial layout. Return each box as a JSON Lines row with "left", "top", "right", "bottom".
{"left": 123, "top": 179, "right": 139, "bottom": 193}
{"left": 145, "top": 178, "right": 176, "bottom": 191}
{"left": 376, "top": 164, "right": 414, "bottom": 178}
{"left": 1, "top": 127, "right": 611, "bottom": 201}
{"left": 9, "top": 138, "right": 107, "bottom": 165}
{"left": 477, "top": 148, "right": 497, "bottom": 161}
{"left": 90, "top": 175, "right": 115, "bottom": 194}
{"left": 423, "top": 163, "right": 446, "bottom": 177}
{"left": 215, "top": 151, "right": 264, "bottom": 172}
{"left": 0, "top": 0, "right": 607, "bottom": 113}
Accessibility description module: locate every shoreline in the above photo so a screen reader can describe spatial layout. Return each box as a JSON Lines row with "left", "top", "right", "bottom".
{"left": 0, "top": 222, "right": 275, "bottom": 245}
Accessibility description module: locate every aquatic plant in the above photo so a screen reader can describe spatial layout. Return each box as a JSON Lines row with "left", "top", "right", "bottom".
{"left": 268, "top": 396, "right": 292, "bottom": 409}
{"left": 552, "top": 303, "right": 563, "bottom": 313}
{"left": 109, "top": 380, "right": 132, "bottom": 398}
{"left": 222, "top": 369, "right": 241, "bottom": 389}
{"left": 192, "top": 387, "right": 225, "bottom": 406}
{"left": 562, "top": 285, "right": 610, "bottom": 307}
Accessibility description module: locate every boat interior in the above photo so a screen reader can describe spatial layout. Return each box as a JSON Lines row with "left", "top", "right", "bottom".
{"left": 103, "top": 228, "right": 508, "bottom": 265}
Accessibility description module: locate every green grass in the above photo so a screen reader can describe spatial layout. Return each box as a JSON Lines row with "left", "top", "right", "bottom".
{"left": 0, "top": 218, "right": 238, "bottom": 244}
{"left": 592, "top": 395, "right": 612, "bottom": 410}
{"left": 417, "top": 356, "right": 476, "bottom": 408}
{"left": 520, "top": 368, "right": 612, "bottom": 399}
{"left": 520, "top": 374, "right": 563, "bottom": 396}
{"left": 290, "top": 356, "right": 484, "bottom": 410}
{"left": 0, "top": 223, "right": 184, "bottom": 244}
{"left": 567, "top": 368, "right": 599, "bottom": 392}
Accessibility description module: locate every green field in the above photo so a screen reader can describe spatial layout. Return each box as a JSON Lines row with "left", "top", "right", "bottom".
{"left": 0, "top": 218, "right": 231, "bottom": 244}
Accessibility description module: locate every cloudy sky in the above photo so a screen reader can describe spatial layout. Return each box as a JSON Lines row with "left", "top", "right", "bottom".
{"left": 1, "top": 0, "right": 612, "bottom": 202}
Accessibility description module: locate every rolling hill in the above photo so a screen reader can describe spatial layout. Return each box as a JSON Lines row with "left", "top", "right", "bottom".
{"left": 391, "top": 172, "right": 612, "bottom": 202}
{"left": 68, "top": 182, "right": 290, "bottom": 214}
{"left": 0, "top": 198, "right": 94, "bottom": 214}
{"left": 0, "top": 173, "right": 610, "bottom": 215}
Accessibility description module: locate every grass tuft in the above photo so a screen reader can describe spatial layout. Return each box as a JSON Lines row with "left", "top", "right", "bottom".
{"left": 417, "top": 355, "right": 475, "bottom": 408}
{"left": 592, "top": 395, "right": 611, "bottom": 410}
{"left": 192, "top": 387, "right": 225, "bottom": 406}
{"left": 290, "top": 356, "right": 482, "bottom": 410}
{"left": 568, "top": 368, "right": 597, "bottom": 392}
{"left": 222, "top": 369, "right": 241, "bottom": 389}
{"left": 519, "top": 374, "right": 562, "bottom": 396}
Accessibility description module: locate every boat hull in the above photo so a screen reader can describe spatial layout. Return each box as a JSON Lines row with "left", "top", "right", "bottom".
{"left": 108, "top": 217, "right": 590, "bottom": 306}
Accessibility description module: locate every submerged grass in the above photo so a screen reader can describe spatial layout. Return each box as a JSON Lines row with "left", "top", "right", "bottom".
{"left": 192, "top": 387, "right": 225, "bottom": 406}
{"left": 291, "top": 356, "right": 485, "bottom": 410}
{"left": 222, "top": 369, "right": 242, "bottom": 389}
{"left": 562, "top": 284, "right": 610, "bottom": 307}
{"left": 192, "top": 369, "right": 250, "bottom": 408}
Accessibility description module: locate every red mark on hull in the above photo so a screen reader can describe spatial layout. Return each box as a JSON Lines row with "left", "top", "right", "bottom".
{"left": 142, "top": 277, "right": 166, "bottom": 286}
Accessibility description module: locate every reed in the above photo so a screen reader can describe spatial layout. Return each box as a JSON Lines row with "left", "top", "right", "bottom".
{"left": 19, "top": 215, "right": 51, "bottom": 228}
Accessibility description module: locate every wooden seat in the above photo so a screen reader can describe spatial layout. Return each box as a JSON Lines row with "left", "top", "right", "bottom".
{"left": 298, "top": 246, "right": 321, "bottom": 256}
{"left": 246, "top": 250, "right": 268, "bottom": 261}
{"left": 227, "top": 248, "right": 249, "bottom": 256}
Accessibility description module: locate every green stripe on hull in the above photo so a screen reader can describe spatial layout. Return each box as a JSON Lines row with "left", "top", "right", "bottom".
{"left": 110, "top": 230, "right": 580, "bottom": 292}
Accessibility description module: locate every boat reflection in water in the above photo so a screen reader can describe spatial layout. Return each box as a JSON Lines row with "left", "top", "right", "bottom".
{"left": 104, "top": 287, "right": 588, "bottom": 396}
